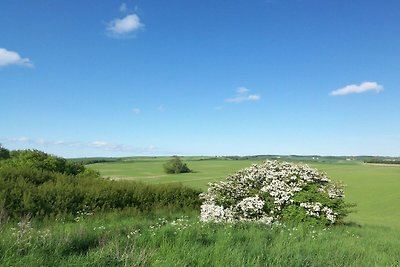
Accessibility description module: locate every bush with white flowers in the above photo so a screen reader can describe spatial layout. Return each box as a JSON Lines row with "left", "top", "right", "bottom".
{"left": 200, "top": 160, "right": 351, "bottom": 225}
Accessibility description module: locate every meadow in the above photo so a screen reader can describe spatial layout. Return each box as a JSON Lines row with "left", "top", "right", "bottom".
{"left": 1, "top": 151, "right": 400, "bottom": 266}
{"left": 89, "top": 156, "right": 400, "bottom": 229}
{"left": 1, "top": 210, "right": 400, "bottom": 266}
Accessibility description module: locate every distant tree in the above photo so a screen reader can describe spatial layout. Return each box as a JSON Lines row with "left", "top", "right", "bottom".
{"left": 163, "top": 156, "right": 192, "bottom": 174}
{"left": 0, "top": 144, "right": 10, "bottom": 160}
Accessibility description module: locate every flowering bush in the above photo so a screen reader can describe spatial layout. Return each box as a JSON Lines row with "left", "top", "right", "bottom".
{"left": 200, "top": 160, "right": 351, "bottom": 225}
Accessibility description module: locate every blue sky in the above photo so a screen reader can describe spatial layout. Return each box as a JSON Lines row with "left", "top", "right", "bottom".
{"left": 1, "top": 0, "right": 399, "bottom": 157}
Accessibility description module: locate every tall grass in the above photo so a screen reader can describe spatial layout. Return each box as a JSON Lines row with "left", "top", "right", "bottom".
{"left": 1, "top": 211, "right": 399, "bottom": 266}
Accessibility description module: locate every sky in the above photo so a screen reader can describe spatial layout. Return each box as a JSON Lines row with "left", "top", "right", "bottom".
{"left": 1, "top": 0, "right": 400, "bottom": 158}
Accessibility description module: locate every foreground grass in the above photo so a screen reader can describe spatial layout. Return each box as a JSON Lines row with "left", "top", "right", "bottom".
{"left": 1, "top": 211, "right": 399, "bottom": 267}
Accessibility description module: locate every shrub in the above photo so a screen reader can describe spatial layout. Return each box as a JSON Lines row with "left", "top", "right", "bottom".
{"left": 0, "top": 144, "right": 10, "bottom": 160}
{"left": 200, "top": 160, "right": 352, "bottom": 225}
{"left": 3, "top": 149, "right": 85, "bottom": 176}
{"left": 0, "top": 166, "right": 201, "bottom": 219}
{"left": 0, "top": 148, "right": 201, "bottom": 219}
{"left": 163, "top": 156, "right": 191, "bottom": 174}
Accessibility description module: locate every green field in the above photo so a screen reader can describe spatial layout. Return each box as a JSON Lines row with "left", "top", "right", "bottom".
{"left": 89, "top": 157, "right": 400, "bottom": 229}
{"left": 2, "top": 151, "right": 400, "bottom": 266}
{"left": 1, "top": 211, "right": 400, "bottom": 266}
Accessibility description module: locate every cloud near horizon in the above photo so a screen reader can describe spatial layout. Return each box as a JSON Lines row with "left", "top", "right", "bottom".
{"left": 106, "top": 13, "right": 144, "bottom": 37}
{"left": 4, "top": 137, "right": 157, "bottom": 154}
{"left": 0, "top": 48, "right": 33, "bottom": 67}
{"left": 330, "top": 81, "right": 383, "bottom": 96}
{"left": 225, "top": 87, "right": 261, "bottom": 103}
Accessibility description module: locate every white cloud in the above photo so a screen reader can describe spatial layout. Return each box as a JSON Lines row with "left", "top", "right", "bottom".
{"left": 5, "top": 137, "right": 158, "bottom": 154}
{"left": 119, "top": 3, "right": 127, "bottom": 12}
{"left": 330, "top": 81, "right": 383, "bottom": 96}
{"left": 236, "top": 86, "right": 249, "bottom": 94}
{"left": 9, "top": 137, "right": 30, "bottom": 142}
{"left": 88, "top": 141, "right": 157, "bottom": 153}
{"left": 106, "top": 14, "right": 144, "bottom": 37}
{"left": 247, "top": 95, "right": 261, "bottom": 101}
{"left": 157, "top": 105, "right": 166, "bottom": 112}
{"left": 7, "top": 137, "right": 66, "bottom": 146}
{"left": 89, "top": 141, "right": 131, "bottom": 151}
{"left": 225, "top": 87, "right": 261, "bottom": 103}
{"left": 132, "top": 108, "right": 141, "bottom": 114}
{"left": 0, "top": 48, "right": 33, "bottom": 67}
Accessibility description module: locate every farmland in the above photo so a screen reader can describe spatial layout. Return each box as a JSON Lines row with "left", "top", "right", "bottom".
{"left": 89, "top": 156, "right": 400, "bottom": 229}
{"left": 1, "top": 151, "right": 400, "bottom": 266}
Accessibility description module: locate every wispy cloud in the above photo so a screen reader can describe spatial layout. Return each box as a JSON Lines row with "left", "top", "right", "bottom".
{"left": 89, "top": 141, "right": 134, "bottom": 152}
{"left": 119, "top": 3, "right": 127, "bottom": 13}
{"left": 7, "top": 137, "right": 69, "bottom": 146}
{"left": 0, "top": 48, "right": 33, "bottom": 67}
{"left": 106, "top": 13, "right": 144, "bottom": 38}
{"left": 330, "top": 81, "right": 383, "bottom": 96}
{"left": 157, "top": 105, "right": 166, "bottom": 112}
{"left": 4, "top": 137, "right": 158, "bottom": 154}
{"left": 132, "top": 108, "right": 141, "bottom": 114}
{"left": 225, "top": 87, "right": 261, "bottom": 103}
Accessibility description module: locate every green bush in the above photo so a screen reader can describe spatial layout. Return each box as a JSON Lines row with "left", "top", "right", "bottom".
{"left": 0, "top": 148, "right": 201, "bottom": 220}
{"left": 0, "top": 144, "right": 10, "bottom": 160}
{"left": 163, "top": 156, "right": 192, "bottom": 174}
{"left": 0, "top": 168, "right": 201, "bottom": 219}
{"left": 4, "top": 149, "right": 85, "bottom": 176}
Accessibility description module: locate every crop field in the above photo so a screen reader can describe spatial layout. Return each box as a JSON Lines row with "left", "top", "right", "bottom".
{"left": 2, "top": 151, "right": 400, "bottom": 266}
{"left": 89, "top": 157, "right": 400, "bottom": 229}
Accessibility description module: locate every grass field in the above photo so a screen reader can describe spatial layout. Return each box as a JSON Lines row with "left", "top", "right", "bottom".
{"left": 1, "top": 210, "right": 400, "bottom": 266}
{"left": 2, "top": 155, "right": 400, "bottom": 266}
{"left": 89, "top": 157, "right": 400, "bottom": 229}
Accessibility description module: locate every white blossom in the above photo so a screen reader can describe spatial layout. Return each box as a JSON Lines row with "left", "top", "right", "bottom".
{"left": 200, "top": 160, "right": 345, "bottom": 225}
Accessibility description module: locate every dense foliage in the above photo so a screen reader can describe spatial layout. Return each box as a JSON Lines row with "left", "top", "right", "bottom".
{"left": 0, "top": 144, "right": 10, "bottom": 160}
{"left": 71, "top": 157, "right": 121, "bottom": 165}
{"left": 200, "top": 160, "right": 351, "bottom": 225}
{"left": 0, "top": 149, "right": 201, "bottom": 220}
{"left": 5, "top": 149, "right": 85, "bottom": 176}
{"left": 364, "top": 159, "right": 400, "bottom": 164}
{"left": 163, "top": 156, "right": 192, "bottom": 174}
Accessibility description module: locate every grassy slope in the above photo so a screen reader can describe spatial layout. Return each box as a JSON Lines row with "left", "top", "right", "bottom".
{"left": 1, "top": 212, "right": 399, "bottom": 267}
{"left": 89, "top": 158, "right": 400, "bottom": 229}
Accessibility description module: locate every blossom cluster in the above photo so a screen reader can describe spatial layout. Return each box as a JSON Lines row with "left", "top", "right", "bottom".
{"left": 200, "top": 160, "right": 346, "bottom": 225}
{"left": 299, "top": 202, "right": 338, "bottom": 223}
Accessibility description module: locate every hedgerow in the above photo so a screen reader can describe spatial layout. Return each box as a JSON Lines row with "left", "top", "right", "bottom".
{"left": 0, "top": 149, "right": 201, "bottom": 220}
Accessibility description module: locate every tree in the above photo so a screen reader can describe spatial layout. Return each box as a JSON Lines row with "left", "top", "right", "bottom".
{"left": 0, "top": 144, "right": 10, "bottom": 160}
{"left": 163, "top": 156, "right": 192, "bottom": 174}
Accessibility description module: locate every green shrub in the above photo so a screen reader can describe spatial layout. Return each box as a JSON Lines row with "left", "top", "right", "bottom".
{"left": 200, "top": 160, "right": 353, "bottom": 226}
{"left": 3, "top": 149, "right": 85, "bottom": 176}
{"left": 0, "top": 148, "right": 201, "bottom": 220}
{"left": 0, "top": 144, "right": 10, "bottom": 160}
{"left": 163, "top": 156, "right": 192, "bottom": 174}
